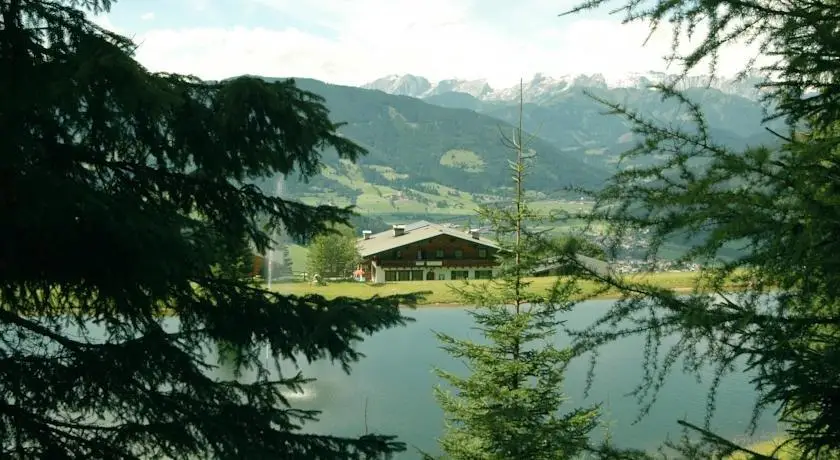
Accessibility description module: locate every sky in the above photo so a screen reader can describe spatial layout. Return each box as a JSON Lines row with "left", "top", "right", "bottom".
{"left": 90, "top": 0, "right": 764, "bottom": 89}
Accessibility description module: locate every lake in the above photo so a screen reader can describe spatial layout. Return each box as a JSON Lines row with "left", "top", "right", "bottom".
{"left": 214, "top": 299, "right": 784, "bottom": 458}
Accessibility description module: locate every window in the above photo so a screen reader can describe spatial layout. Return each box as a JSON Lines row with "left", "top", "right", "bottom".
{"left": 454, "top": 249, "right": 463, "bottom": 259}
{"left": 435, "top": 249, "right": 445, "bottom": 258}
{"left": 474, "top": 270, "right": 493, "bottom": 280}
{"left": 416, "top": 249, "right": 424, "bottom": 260}
{"left": 451, "top": 270, "right": 469, "bottom": 280}
{"left": 394, "top": 250, "right": 402, "bottom": 259}
{"left": 478, "top": 248, "right": 487, "bottom": 258}
{"left": 438, "top": 273, "right": 445, "bottom": 280}
{"left": 386, "top": 270, "right": 424, "bottom": 281}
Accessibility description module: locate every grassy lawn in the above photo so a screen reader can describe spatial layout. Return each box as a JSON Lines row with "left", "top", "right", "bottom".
{"left": 267, "top": 271, "right": 715, "bottom": 306}
{"left": 726, "top": 437, "right": 798, "bottom": 459}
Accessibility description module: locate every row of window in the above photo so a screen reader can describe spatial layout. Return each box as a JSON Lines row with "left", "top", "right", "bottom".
{"left": 451, "top": 270, "right": 494, "bottom": 280}
{"left": 392, "top": 248, "right": 489, "bottom": 260}
{"left": 384, "top": 270, "right": 425, "bottom": 281}
{"left": 474, "top": 270, "right": 493, "bottom": 279}
{"left": 383, "top": 270, "right": 493, "bottom": 281}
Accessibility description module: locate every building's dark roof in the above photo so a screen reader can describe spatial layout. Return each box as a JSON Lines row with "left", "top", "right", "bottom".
{"left": 358, "top": 221, "right": 499, "bottom": 258}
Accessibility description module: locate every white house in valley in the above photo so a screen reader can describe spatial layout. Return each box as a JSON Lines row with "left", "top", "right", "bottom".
{"left": 357, "top": 221, "right": 501, "bottom": 283}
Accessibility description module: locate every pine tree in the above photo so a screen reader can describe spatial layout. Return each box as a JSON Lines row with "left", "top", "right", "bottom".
{"left": 0, "top": 1, "right": 416, "bottom": 458}
{"left": 278, "top": 244, "right": 294, "bottom": 278}
{"left": 561, "top": 0, "right": 840, "bottom": 457}
{"left": 428, "top": 82, "right": 599, "bottom": 459}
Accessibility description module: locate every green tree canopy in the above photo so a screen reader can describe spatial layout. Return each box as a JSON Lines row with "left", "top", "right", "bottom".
{"left": 563, "top": 0, "right": 840, "bottom": 457}
{"left": 552, "top": 235, "right": 607, "bottom": 260}
{"left": 0, "top": 1, "right": 416, "bottom": 458}
{"left": 307, "top": 227, "right": 361, "bottom": 278}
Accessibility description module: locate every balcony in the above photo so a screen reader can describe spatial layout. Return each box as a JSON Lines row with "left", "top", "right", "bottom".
{"left": 375, "top": 259, "right": 496, "bottom": 268}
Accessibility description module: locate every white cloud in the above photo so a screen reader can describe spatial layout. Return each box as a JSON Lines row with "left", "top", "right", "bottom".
{"left": 188, "top": 0, "right": 210, "bottom": 12}
{"left": 88, "top": 13, "right": 120, "bottom": 33}
{"left": 140, "top": 12, "right": 155, "bottom": 21}
{"left": 107, "top": 0, "right": 768, "bottom": 88}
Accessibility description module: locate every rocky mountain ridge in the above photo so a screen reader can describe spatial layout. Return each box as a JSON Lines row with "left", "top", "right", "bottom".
{"left": 363, "top": 72, "right": 768, "bottom": 103}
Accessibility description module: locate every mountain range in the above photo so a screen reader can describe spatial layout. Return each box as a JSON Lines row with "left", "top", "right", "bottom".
{"left": 362, "top": 72, "right": 770, "bottom": 103}
{"left": 249, "top": 72, "right": 784, "bottom": 213}
{"left": 269, "top": 77, "right": 605, "bottom": 197}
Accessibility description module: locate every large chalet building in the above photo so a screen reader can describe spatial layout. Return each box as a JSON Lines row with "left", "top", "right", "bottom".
{"left": 358, "top": 221, "right": 501, "bottom": 283}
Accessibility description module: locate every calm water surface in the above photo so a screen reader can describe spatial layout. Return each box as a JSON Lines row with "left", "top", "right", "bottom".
{"left": 215, "top": 299, "right": 783, "bottom": 458}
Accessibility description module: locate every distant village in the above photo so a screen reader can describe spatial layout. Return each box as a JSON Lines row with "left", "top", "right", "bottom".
{"left": 612, "top": 259, "right": 702, "bottom": 274}
{"left": 578, "top": 226, "right": 703, "bottom": 274}
{"left": 424, "top": 220, "right": 703, "bottom": 275}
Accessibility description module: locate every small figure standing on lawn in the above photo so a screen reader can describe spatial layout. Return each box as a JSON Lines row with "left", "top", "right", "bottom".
{"left": 353, "top": 268, "right": 365, "bottom": 282}
{"left": 311, "top": 273, "right": 324, "bottom": 286}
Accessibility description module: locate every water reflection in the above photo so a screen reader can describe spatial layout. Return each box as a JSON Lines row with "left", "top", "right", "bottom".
{"left": 235, "top": 300, "right": 784, "bottom": 458}
{"left": 55, "top": 300, "right": 784, "bottom": 459}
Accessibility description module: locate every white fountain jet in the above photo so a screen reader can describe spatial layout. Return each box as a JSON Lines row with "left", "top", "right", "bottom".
{"left": 265, "top": 174, "right": 285, "bottom": 364}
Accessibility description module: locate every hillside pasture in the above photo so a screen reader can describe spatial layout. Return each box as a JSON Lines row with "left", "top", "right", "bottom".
{"left": 439, "top": 149, "right": 485, "bottom": 173}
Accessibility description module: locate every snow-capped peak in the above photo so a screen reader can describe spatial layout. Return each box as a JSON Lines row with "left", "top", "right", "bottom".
{"left": 363, "top": 74, "right": 432, "bottom": 97}
{"left": 427, "top": 78, "right": 492, "bottom": 99}
{"left": 361, "top": 71, "right": 767, "bottom": 102}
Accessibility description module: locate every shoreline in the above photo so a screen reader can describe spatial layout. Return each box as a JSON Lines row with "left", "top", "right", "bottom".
{"left": 399, "top": 286, "right": 698, "bottom": 308}
{"left": 266, "top": 274, "right": 737, "bottom": 307}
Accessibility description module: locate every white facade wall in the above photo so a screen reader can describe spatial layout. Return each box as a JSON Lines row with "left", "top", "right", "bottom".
{"left": 371, "top": 260, "right": 386, "bottom": 283}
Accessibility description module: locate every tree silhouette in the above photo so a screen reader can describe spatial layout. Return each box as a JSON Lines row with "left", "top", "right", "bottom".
{"left": 0, "top": 1, "right": 417, "bottom": 458}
